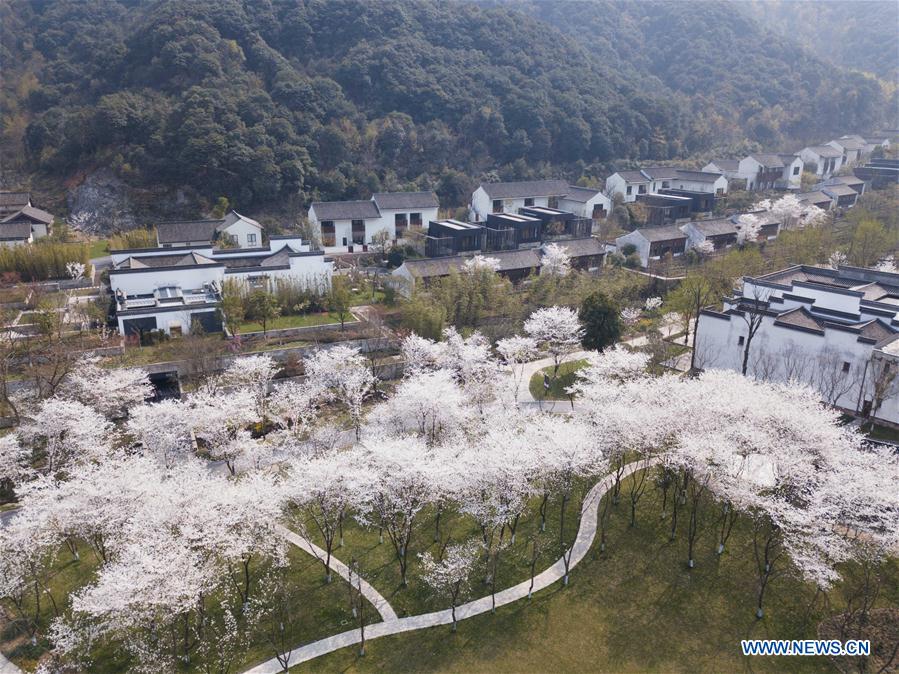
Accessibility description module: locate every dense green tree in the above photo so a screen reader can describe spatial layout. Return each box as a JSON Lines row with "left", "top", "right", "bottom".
{"left": 579, "top": 291, "right": 622, "bottom": 351}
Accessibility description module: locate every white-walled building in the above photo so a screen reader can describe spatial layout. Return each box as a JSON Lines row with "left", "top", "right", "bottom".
{"left": 798, "top": 145, "right": 844, "bottom": 179}
{"left": 309, "top": 191, "right": 439, "bottom": 252}
{"left": 0, "top": 222, "right": 34, "bottom": 247}
{"left": 702, "top": 159, "right": 741, "bottom": 181}
{"left": 156, "top": 211, "right": 263, "bottom": 249}
{"left": 371, "top": 191, "right": 439, "bottom": 241}
{"left": 557, "top": 186, "right": 612, "bottom": 220}
{"left": 735, "top": 154, "right": 803, "bottom": 191}
{"left": 604, "top": 167, "right": 728, "bottom": 203}
{"left": 0, "top": 204, "right": 53, "bottom": 242}
{"left": 108, "top": 237, "right": 331, "bottom": 337}
{"left": 827, "top": 136, "right": 866, "bottom": 166}
{"left": 469, "top": 180, "right": 569, "bottom": 221}
{"left": 694, "top": 265, "right": 899, "bottom": 426}
{"left": 614, "top": 225, "right": 688, "bottom": 268}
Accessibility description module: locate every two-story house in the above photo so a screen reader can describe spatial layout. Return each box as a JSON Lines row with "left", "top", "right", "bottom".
{"left": 736, "top": 154, "right": 804, "bottom": 191}
{"left": 156, "top": 211, "right": 263, "bottom": 249}
{"left": 309, "top": 191, "right": 439, "bottom": 251}
{"left": 605, "top": 168, "right": 728, "bottom": 204}
{"left": 799, "top": 145, "right": 844, "bottom": 179}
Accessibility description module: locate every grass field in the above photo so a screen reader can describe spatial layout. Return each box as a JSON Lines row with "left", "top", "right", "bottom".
{"left": 298, "top": 470, "right": 899, "bottom": 673}
{"left": 88, "top": 240, "right": 109, "bottom": 258}
{"left": 239, "top": 312, "right": 345, "bottom": 333}
{"left": 528, "top": 359, "right": 588, "bottom": 401}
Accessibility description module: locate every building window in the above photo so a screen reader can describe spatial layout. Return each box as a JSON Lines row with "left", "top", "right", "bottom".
{"left": 662, "top": 181, "right": 670, "bottom": 189}
{"left": 737, "top": 336, "right": 745, "bottom": 346}
{"left": 492, "top": 200, "right": 503, "bottom": 213}
{"left": 351, "top": 219, "right": 365, "bottom": 245}
{"left": 548, "top": 196, "right": 559, "bottom": 208}
{"left": 247, "top": 276, "right": 267, "bottom": 289}
{"left": 229, "top": 234, "right": 238, "bottom": 244}
{"left": 321, "top": 221, "right": 335, "bottom": 247}
{"left": 793, "top": 165, "right": 800, "bottom": 175}
{"left": 626, "top": 186, "right": 633, "bottom": 196}
{"left": 394, "top": 213, "right": 408, "bottom": 237}
{"left": 524, "top": 198, "right": 534, "bottom": 207}
{"left": 842, "top": 362, "right": 851, "bottom": 373}
{"left": 247, "top": 233, "right": 257, "bottom": 245}
{"left": 638, "top": 185, "right": 647, "bottom": 195}
{"left": 410, "top": 212, "right": 422, "bottom": 227}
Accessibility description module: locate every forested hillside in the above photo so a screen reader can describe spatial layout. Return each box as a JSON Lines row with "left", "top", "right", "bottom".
{"left": 0, "top": 0, "right": 892, "bottom": 223}
{"left": 511, "top": 0, "right": 891, "bottom": 150}
{"left": 738, "top": 0, "right": 898, "bottom": 81}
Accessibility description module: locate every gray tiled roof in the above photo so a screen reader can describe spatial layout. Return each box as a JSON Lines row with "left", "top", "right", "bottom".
{"left": 372, "top": 191, "right": 438, "bottom": 210}
{"left": 689, "top": 217, "right": 738, "bottom": 237}
{"left": 156, "top": 219, "right": 224, "bottom": 244}
{"left": 2, "top": 205, "right": 54, "bottom": 225}
{"left": 548, "top": 237, "right": 604, "bottom": 257}
{"left": 833, "top": 137, "right": 865, "bottom": 151}
{"left": 119, "top": 251, "right": 218, "bottom": 269}
{"left": 805, "top": 145, "right": 843, "bottom": 158}
{"left": 636, "top": 225, "right": 687, "bottom": 242}
{"left": 750, "top": 154, "right": 786, "bottom": 168}
{"left": 0, "top": 192, "right": 29, "bottom": 208}
{"left": 401, "top": 249, "right": 541, "bottom": 278}
{"left": 821, "top": 184, "right": 858, "bottom": 197}
{"left": 774, "top": 307, "right": 824, "bottom": 333}
{"left": 563, "top": 186, "right": 603, "bottom": 203}
{"left": 0, "top": 222, "right": 33, "bottom": 240}
{"left": 311, "top": 200, "right": 381, "bottom": 221}
{"left": 708, "top": 159, "right": 740, "bottom": 172}
{"left": 480, "top": 180, "right": 569, "bottom": 199}
{"left": 615, "top": 170, "right": 651, "bottom": 182}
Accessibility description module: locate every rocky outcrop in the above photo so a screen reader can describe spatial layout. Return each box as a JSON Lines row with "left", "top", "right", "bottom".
{"left": 66, "top": 169, "right": 137, "bottom": 234}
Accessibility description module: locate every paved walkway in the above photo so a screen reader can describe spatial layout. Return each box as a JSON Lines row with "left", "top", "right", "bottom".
{"left": 243, "top": 458, "right": 655, "bottom": 673}
{"left": 277, "top": 525, "right": 398, "bottom": 622}
{"left": 0, "top": 651, "right": 23, "bottom": 674}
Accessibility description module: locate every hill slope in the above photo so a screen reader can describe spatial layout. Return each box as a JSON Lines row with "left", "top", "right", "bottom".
{"left": 0, "top": 0, "right": 892, "bottom": 223}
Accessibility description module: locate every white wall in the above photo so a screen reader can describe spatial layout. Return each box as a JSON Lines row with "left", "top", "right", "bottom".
{"left": 117, "top": 307, "right": 217, "bottom": 337}
{"left": 694, "top": 309, "right": 873, "bottom": 414}
{"left": 558, "top": 192, "right": 611, "bottom": 219}
{"left": 605, "top": 174, "right": 641, "bottom": 202}
{"left": 109, "top": 265, "right": 223, "bottom": 297}
{"left": 372, "top": 206, "right": 439, "bottom": 241}
{"left": 221, "top": 218, "right": 262, "bottom": 248}
{"left": 614, "top": 230, "right": 651, "bottom": 267}
{"left": 799, "top": 149, "right": 844, "bottom": 178}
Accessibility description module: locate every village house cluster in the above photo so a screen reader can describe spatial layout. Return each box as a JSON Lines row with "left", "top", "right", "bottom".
{"left": 695, "top": 264, "right": 899, "bottom": 427}
{"left": 0, "top": 129, "right": 895, "bottom": 337}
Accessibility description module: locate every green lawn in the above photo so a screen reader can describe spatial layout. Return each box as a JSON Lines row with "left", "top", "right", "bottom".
{"left": 88, "top": 240, "right": 109, "bottom": 258}
{"left": 291, "top": 488, "right": 583, "bottom": 620}
{"left": 239, "top": 312, "right": 345, "bottom": 333}
{"left": 300, "top": 471, "right": 898, "bottom": 673}
{"left": 528, "top": 359, "right": 589, "bottom": 401}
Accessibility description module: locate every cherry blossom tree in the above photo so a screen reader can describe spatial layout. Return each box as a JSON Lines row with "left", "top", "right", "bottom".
{"left": 17, "top": 398, "right": 111, "bottom": 479}
{"left": 125, "top": 398, "right": 193, "bottom": 468}
{"left": 496, "top": 335, "right": 538, "bottom": 403}
{"left": 736, "top": 213, "right": 762, "bottom": 246}
{"left": 352, "top": 436, "right": 435, "bottom": 586}
{"left": 418, "top": 540, "right": 481, "bottom": 631}
{"left": 267, "top": 379, "right": 322, "bottom": 440}
{"left": 305, "top": 345, "right": 376, "bottom": 439}
{"left": 65, "top": 356, "right": 152, "bottom": 419}
{"left": 381, "top": 369, "right": 469, "bottom": 446}
{"left": 182, "top": 388, "right": 260, "bottom": 474}
{"left": 280, "top": 452, "right": 362, "bottom": 582}
{"left": 461, "top": 255, "right": 501, "bottom": 274}
{"left": 541, "top": 243, "right": 572, "bottom": 277}
{"left": 523, "top": 306, "right": 583, "bottom": 380}
{"left": 219, "top": 354, "right": 279, "bottom": 419}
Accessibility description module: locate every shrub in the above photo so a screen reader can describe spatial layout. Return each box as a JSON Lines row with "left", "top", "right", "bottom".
{"left": 0, "top": 241, "right": 92, "bottom": 281}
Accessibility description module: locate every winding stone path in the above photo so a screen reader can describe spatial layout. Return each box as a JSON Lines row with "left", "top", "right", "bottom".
{"left": 0, "top": 651, "right": 23, "bottom": 674}
{"left": 277, "top": 524, "right": 398, "bottom": 622}
{"left": 244, "top": 458, "right": 656, "bottom": 673}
